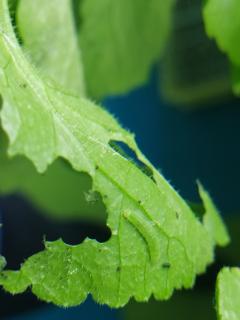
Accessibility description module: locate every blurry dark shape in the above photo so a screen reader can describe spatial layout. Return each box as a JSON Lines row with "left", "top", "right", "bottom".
{"left": 0, "top": 212, "right": 2, "bottom": 255}
{"left": 5, "top": 299, "right": 121, "bottom": 320}
{"left": 217, "top": 216, "right": 240, "bottom": 266}
{"left": 0, "top": 195, "right": 110, "bottom": 317}
{"left": 161, "top": 0, "right": 232, "bottom": 107}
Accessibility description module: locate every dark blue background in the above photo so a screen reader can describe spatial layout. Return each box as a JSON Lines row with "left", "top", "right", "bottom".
{"left": 8, "top": 298, "right": 120, "bottom": 320}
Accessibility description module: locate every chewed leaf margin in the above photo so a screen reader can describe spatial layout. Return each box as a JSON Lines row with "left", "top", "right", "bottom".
{"left": 79, "top": 0, "right": 175, "bottom": 98}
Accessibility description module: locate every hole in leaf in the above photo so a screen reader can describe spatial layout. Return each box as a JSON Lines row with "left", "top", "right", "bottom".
{"left": 188, "top": 201, "right": 205, "bottom": 222}
{"left": 109, "top": 140, "right": 156, "bottom": 183}
{"left": 9, "top": 0, "right": 23, "bottom": 46}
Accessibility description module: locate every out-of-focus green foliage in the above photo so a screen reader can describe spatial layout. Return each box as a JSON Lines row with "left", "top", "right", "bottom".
{"left": 216, "top": 268, "right": 240, "bottom": 320}
{"left": 203, "top": 0, "right": 240, "bottom": 95}
{"left": 79, "top": 0, "right": 175, "bottom": 98}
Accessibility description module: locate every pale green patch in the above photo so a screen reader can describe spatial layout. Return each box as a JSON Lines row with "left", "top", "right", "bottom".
{"left": 0, "top": 0, "right": 229, "bottom": 307}
{"left": 216, "top": 268, "right": 240, "bottom": 320}
{"left": 17, "top": 0, "right": 85, "bottom": 96}
{"left": 79, "top": 0, "right": 175, "bottom": 98}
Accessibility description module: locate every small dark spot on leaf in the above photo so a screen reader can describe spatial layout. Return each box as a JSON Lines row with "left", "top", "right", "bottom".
{"left": 162, "top": 262, "right": 171, "bottom": 269}
{"left": 176, "top": 211, "right": 179, "bottom": 219}
{"left": 95, "top": 165, "right": 99, "bottom": 170}
{"left": 19, "top": 83, "right": 27, "bottom": 88}
{"left": 116, "top": 266, "right": 121, "bottom": 272}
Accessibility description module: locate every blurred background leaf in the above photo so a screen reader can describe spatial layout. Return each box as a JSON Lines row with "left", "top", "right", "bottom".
{"left": 78, "top": 0, "right": 175, "bottom": 98}
{"left": 0, "top": 131, "right": 106, "bottom": 223}
{"left": 17, "top": 0, "right": 85, "bottom": 96}
{"left": 203, "top": 0, "right": 240, "bottom": 97}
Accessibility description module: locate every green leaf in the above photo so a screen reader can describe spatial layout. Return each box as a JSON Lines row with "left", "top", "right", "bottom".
{"left": 17, "top": 0, "right": 85, "bottom": 96}
{"left": 0, "top": 270, "right": 29, "bottom": 294}
{"left": 0, "top": 0, "right": 229, "bottom": 307}
{"left": 216, "top": 267, "right": 240, "bottom": 320}
{"left": 203, "top": 0, "right": 240, "bottom": 94}
{"left": 79, "top": 0, "right": 175, "bottom": 98}
{"left": 203, "top": 0, "right": 240, "bottom": 66}
{"left": 0, "top": 131, "right": 106, "bottom": 222}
